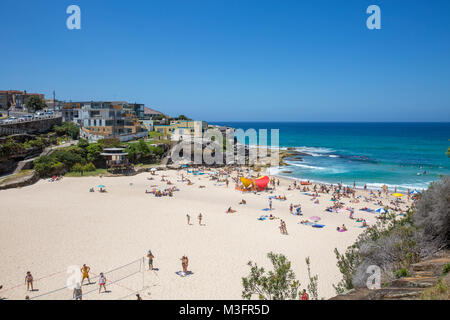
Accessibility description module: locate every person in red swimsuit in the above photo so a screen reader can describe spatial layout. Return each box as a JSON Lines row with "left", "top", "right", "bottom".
{"left": 301, "top": 289, "right": 309, "bottom": 300}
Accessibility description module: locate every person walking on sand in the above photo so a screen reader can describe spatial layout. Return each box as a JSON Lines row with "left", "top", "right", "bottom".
{"left": 198, "top": 213, "right": 203, "bottom": 225}
{"left": 25, "top": 271, "right": 34, "bottom": 291}
{"left": 147, "top": 250, "right": 155, "bottom": 271}
{"left": 269, "top": 199, "right": 273, "bottom": 211}
{"left": 81, "top": 264, "right": 91, "bottom": 285}
{"left": 98, "top": 273, "right": 107, "bottom": 293}
{"left": 186, "top": 214, "right": 191, "bottom": 225}
{"left": 136, "top": 294, "right": 142, "bottom": 300}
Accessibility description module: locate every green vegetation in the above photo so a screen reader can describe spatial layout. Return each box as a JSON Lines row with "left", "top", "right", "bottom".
{"left": 447, "top": 147, "right": 450, "bottom": 158}
{"left": 53, "top": 122, "right": 79, "bottom": 140}
{"left": 125, "top": 139, "right": 164, "bottom": 164}
{"left": 177, "top": 114, "right": 191, "bottom": 121}
{"left": 242, "top": 252, "right": 321, "bottom": 300}
{"left": 333, "top": 176, "right": 450, "bottom": 294}
{"left": 65, "top": 168, "right": 108, "bottom": 177}
{"left": 0, "top": 136, "right": 52, "bottom": 159}
{"left": 394, "top": 268, "right": 411, "bottom": 278}
{"left": 442, "top": 263, "right": 450, "bottom": 276}
{"left": 0, "top": 138, "right": 25, "bottom": 158}
{"left": 25, "top": 95, "right": 46, "bottom": 112}
{"left": 420, "top": 278, "right": 450, "bottom": 300}
{"left": 148, "top": 131, "right": 163, "bottom": 139}
{"left": 305, "top": 257, "right": 319, "bottom": 300}
{"left": 242, "top": 252, "right": 301, "bottom": 300}
{"left": 33, "top": 137, "right": 166, "bottom": 177}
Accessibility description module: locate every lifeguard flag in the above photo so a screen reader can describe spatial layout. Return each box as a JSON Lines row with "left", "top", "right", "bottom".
{"left": 254, "top": 176, "right": 269, "bottom": 191}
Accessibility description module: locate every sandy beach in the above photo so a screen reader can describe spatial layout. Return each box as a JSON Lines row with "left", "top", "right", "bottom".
{"left": 0, "top": 168, "right": 413, "bottom": 300}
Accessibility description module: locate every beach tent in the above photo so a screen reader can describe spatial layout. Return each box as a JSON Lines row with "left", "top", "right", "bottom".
{"left": 240, "top": 177, "right": 253, "bottom": 189}
{"left": 254, "top": 176, "right": 269, "bottom": 191}
{"left": 376, "top": 208, "right": 386, "bottom": 214}
{"left": 410, "top": 190, "right": 419, "bottom": 195}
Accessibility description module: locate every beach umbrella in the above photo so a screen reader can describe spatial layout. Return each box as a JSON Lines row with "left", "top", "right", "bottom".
{"left": 150, "top": 168, "right": 157, "bottom": 172}
{"left": 392, "top": 193, "right": 404, "bottom": 197}
{"left": 97, "top": 185, "right": 105, "bottom": 188}
{"left": 309, "top": 216, "right": 321, "bottom": 221}
{"left": 410, "top": 190, "right": 419, "bottom": 194}
{"left": 376, "top": 208, "right": 386, "bottom": 214}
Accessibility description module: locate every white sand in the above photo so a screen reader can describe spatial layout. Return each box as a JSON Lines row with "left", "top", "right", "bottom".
{"left": 0, "top": 169, "right": 412, "bottom": 300}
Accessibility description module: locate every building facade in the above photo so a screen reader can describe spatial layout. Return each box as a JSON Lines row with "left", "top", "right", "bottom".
{"left": 154, "top": 120, "right": 208, "bottom": 141}
{"left": 0, "top": 90, "right": 45, "bottom": 111}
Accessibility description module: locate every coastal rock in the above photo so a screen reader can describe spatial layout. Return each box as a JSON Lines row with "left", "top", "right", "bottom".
{"left": 329, "top": 251, "right": 450, "bottom": 300}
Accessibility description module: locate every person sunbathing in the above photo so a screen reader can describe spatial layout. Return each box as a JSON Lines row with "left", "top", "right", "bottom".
{"left": 239, "top": 199, "right": 247, "bottom": 205}
{"left": 89, "top": 187, "right": 94, "bottom": 193}
{"left": 226, "top": 207, "right": 237, "bottom": 213}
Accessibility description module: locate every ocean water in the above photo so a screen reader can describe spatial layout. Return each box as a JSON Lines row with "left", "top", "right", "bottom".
{"left": 211, "top": 122, "right": 450, "bottom": 191}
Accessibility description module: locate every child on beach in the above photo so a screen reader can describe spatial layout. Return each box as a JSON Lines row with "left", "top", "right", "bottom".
{"left": 98, "top": 273, "right": 107, "bottom": 293}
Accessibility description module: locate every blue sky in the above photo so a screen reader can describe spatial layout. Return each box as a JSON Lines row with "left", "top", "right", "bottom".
{"left": 1, "top": 0, "right": 449, "bottom": 122}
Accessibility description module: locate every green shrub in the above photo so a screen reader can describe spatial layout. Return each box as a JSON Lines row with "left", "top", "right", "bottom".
{"left": 98, "top": 137, "right": 122, "bottom": 148}
{"left": 53, "top": 122, "right": 79, "bottom": 139}
{"left": 51, "top": 146, "right": 86, "bottom": 168}
{"left": 82, "top": 162, "right": 96, "bottom": 172}
{"left": 0, "top": 138, "right": 25, "bottom": 158}
{"left": 86, "top": 143, "right": 103, "bottom": 162}
{"left": 77, "top": 138, "right": 89, "bottom": 149}
{"left": 71, "top": 163, "right": 83, "bottom": 173}
{"left": 242, "top": 252, "right": 301, "bottom": 300}
{"left": 394, "top": 268, "right": 411, "bottom": 278}
{"left": 442, "top": 263, "right": 450, "bottom": 276}
{"left": 34, "top": 156, "right": 64, "bottom": 177}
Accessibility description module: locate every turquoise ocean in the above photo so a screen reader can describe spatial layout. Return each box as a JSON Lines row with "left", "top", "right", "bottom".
{"left": 211, "top": 122, "right": 450, "bottom": 191}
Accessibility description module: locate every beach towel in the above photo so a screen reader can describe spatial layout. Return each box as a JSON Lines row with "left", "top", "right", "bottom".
{"left": 312, "top": 224, "right": 325, "bottom": 228}
{"left": 299, "top": 222, "right": 314, "bottom": 226}
{"left": 262, "top": 208, "right": 272, "bottom": 211}
{"left": 338, "top": 229, "right": 347, "bottom": 232}
{"left": 175, "top": 271, "right": 193, "bottom": 277}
